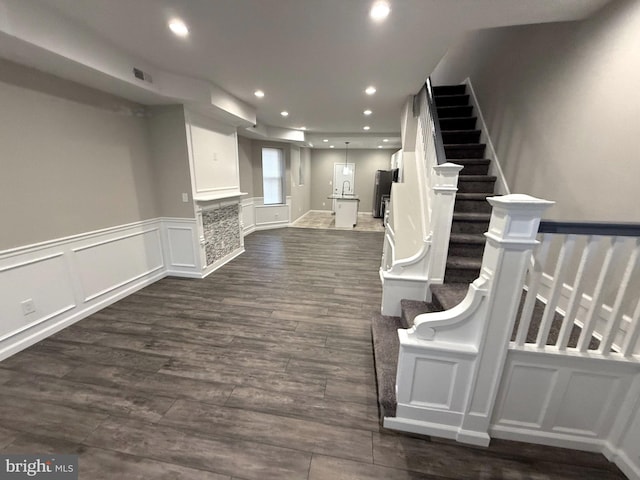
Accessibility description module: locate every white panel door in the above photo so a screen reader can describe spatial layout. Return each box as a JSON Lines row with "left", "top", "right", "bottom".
{"left": 333, "top": 163, "right": 355, "bottom": 196}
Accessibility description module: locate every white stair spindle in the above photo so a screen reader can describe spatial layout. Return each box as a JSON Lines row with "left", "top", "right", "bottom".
{"left": 622, "top": 295, "right": 640, "bottom": 357}
{"left": 557, "top": 236, "right": 597, "bottom": 350}
{"left": 535, "top": 235, "right": 577, "bottom": 348}
{"left": 598, "top": 238, "right": 640, "bottom": 354}
{"left": 577, "top": 237, "right": 622, "bottom": 352}
{"left": 515, "top": 235, "right": 552, "bottom": 346}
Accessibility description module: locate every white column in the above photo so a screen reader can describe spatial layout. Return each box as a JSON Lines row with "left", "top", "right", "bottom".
{"left": 457, "top": 194, "right": 554, "bottom": 445}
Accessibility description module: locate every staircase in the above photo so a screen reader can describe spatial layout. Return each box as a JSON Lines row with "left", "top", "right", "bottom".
{"left": 372, "top": 284, "right": 467, "bottom": 420}
{"left": 373, "top": 83, "right": 495, "bottom": 421}
{"left": 433, "top": 84, "right": 497, "bottom": 284}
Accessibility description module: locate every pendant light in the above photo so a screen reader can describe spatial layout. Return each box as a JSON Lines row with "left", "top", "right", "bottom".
{"left": 343, "top": 141, "right": 350, "bottom": 174}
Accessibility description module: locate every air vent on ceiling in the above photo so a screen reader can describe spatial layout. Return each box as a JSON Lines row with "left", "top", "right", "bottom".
{"left": 133, "top": 67, "right": 153, "bottom": 84}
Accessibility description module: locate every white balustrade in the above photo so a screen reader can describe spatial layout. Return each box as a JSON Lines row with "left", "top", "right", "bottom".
{"left": 512, "top": 232, "right": 640, "bottom": 357}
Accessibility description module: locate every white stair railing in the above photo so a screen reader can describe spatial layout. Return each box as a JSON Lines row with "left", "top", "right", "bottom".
{"left": 513, "top": 221, "right": 640, "bottom": 357}
{"left": 380, "top": 79, "right": 461, "bottom": 315}
{"left": 386, "top": 194, "right": 554, "bottom": 444}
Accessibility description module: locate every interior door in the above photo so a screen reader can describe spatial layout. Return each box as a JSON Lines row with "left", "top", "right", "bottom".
{"left": 333, "top": 163, "right": 355, "bottom": 196}
{"left": 333, "top": 163, "right": 355, "bottom": 212}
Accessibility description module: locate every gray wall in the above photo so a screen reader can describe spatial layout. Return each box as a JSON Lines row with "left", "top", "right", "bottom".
{"left": 310, "top": 149, "right": 392, "bottom": 213}
{"left": 147, "top": 105, "right": 194, "bottom": 218}
{"left": 289, "top": 146, "right": 312, "bottom": 222}
{"left": 432, "top": 0, "right": 640, "bottom": 222}
{"left": 0, "top": 59, "right": 159, "bottom": 250}
{"left": 237, "top": 135, "right": 254, "bottom": 197}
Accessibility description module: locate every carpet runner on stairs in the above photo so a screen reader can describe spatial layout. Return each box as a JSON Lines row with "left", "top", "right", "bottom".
{"left": 433, "top": 83, "right": 496, "bottom": 285}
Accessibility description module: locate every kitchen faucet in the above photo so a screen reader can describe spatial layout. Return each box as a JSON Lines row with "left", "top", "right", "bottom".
{"left": 341, "top": 180, "right": 351, "bottom": 196}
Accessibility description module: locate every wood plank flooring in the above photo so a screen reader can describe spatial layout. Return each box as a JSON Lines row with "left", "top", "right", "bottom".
{"left": 0, "top": 228, "right": 626, "bottom": 479}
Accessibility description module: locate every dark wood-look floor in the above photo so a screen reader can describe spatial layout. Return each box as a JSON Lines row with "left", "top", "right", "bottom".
{"left": 0, "top": 228, "right": 626, "bottom": 479}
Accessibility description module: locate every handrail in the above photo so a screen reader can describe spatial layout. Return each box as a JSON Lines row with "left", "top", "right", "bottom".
{"left": 425, "top": 77, "right": 447, "bottom": 165}
{"left": 539, "top": 220, "right": 640, "bottom": 237}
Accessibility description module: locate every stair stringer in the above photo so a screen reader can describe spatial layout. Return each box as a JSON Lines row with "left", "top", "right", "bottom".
{"left": 463, "top": 77, "right": 510, "bottom": 195}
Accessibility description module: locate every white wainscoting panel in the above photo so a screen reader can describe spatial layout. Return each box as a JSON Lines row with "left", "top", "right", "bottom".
{"left": 491, "top": 349, "right": 639, "bottom": 452}
{"left": 0, "top": 252, "right": 76, "bottom": 342}
{"left": 244, "top": 197, "right": 291, "bottom": 233}
{"left": 161, "top": 218, "right": 200, "bottom": 278}
{"left": 241, "top": 198, "right": 256, "bottom": 235}
{"left": 0, "top": 217, "right": 199, "bottom": 361}
{"left": 73, "top": 228, "right": 164, "bottom": 302}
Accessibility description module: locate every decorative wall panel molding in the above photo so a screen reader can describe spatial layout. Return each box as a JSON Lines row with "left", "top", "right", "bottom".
{"left": 0, "top": 217, "right": 201, "bottom": 360}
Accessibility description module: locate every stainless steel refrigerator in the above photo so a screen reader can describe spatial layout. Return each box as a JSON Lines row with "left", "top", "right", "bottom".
{"left": 372, "top": 170, "right": 393, "bottom": 218}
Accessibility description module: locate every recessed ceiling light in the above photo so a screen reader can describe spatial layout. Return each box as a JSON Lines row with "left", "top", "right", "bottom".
{"left": 363, "top": 109, "right": 372, "bottom": 116}
{"left": 363, "top": 126, "right": 371, "bottom": 131}
{"left": 330, "top": 145, "right": 335, "bottom": 148}
{"left": 323, "top": 139, "right": 329, "bottom": 142}
{"left": 280, "top": 111, "right": 289, "bottom": 117}
{"left": 299, "top": 126, "right": 307, "bottom": 131}
{"left": 383, "top": 138, "right": 389, "bottom": 142}
{"left": 370, "top": 1, "right": 391, "bottom": 21}
{"left": 309, "top": 143, "right": 314, "bottom": 147}
{"left": 378, "top": 146, "right": 383, "bottom": 149}
{"left": 254, "top": 90, "right": 265, "bottom": 98}
{"left": 365, "top": 86, "right": 376, "bottom": 95}
{"left": 168, "top": 19, "right": 189, "bottom": 37}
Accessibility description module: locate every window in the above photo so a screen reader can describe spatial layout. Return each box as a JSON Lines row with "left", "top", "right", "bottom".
{"left": 262, "top": 148, "right": 284, "bottom": 205}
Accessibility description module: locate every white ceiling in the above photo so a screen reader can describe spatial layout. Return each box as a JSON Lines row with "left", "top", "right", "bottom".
{"left": 1, "top": 0, "right": 609, "bottom": 148}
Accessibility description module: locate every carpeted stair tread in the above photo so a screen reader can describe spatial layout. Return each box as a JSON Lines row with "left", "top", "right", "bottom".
{"left": 444, "top": 144, "right": 486, "bottom": 159}
{"left": 441, "top": 130, "right": 481, "bottom": 144}
{"left": 453, "top": 212, "right": 491, "bottom": 222}
{"left": 439, "top": 117, "right": 477, "bottom": 131}
{"left": 456, "top": 193, "right": 491, "bottom": 200}
{"left": 400, "top": 299, "right": 441, "bottom": 328}
{"left": 447, "top": 256, "right": 483, "bottom": 269}
{"left": 454, "top": 193, "right": 492, "bottom": 214}
{"left": 371, "top": 313, "right": 404, "bottom": 419}
{"left": 451, "top": 159, "right": 491, "bottom": 175}
{"left": 435, "top": 94, "right": 470, "bottom": 107}
{"left": 438, "top": 105, "right": 473, "bottom": 118}
{"left": 431, "top": 284, "right": 469, "bottom": 311}
{"left": 433, "top": 84, "right": 466, "bottom": 96}
{"left": 450, "top": 232, "right": 486, "bottom": 244}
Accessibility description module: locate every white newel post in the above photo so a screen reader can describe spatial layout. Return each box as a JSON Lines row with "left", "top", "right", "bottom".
{"left": 428, "top": 162, "right": 463, "bottom": 283}
{"left": 457, "top": 194, "right": 554, "bottom": 445}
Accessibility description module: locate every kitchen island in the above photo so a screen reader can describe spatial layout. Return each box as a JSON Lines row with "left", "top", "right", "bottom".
{"left": 328, "top": 194, "right": 360, "bottom": 228}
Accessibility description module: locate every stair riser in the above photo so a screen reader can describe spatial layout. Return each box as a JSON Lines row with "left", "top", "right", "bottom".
{"left": 445, "top": 145, "right": 486, "bottom": 159}
{"left": 458, "top": 180, "right": 496, "bottom": 194}
{"left": 433, "top": 85, "right": 466, "bottom": 96}
{"left": 445, "top": 267, "right": 480, "bottom": 284}
{"left": 454, "top": 200, "right": 492, "bottom": 214}
{"left": 442, "top": 131, "right": 481, "bottom": 144}
{"left": 451, "top": 221, "right": 490, "bottom": 234}
{"left": 438, "top": 106, "right": 473, "bottom": 118}
{"left": 458, "top": 164, "right": 490, "bottom": 175}
{"left": 440, "top": 118, "right": 477, "bottom": 130}
{"left": 448, "top": 243, "right": 486, "bottom": 258}
{"left": 435, "top": 95, "right": 470, "bottom": 107}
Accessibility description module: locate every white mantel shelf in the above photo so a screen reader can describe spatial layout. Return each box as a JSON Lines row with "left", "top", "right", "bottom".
{"left": 194, "top": 192, "right": 248, "bottom": 202}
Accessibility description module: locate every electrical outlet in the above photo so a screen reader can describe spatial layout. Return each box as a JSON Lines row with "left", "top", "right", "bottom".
{"left": 21, "top": 299, "right": 36, "bottom": 315}
{"left": 181, "top": 193, "right": 189, "bottom": 203}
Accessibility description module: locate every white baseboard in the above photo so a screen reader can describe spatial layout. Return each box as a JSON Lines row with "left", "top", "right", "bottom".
{"left": 490, "top": 425, "right": 603, "bottom": 453}
{"left": 463, "top": 77, "right": 510, "bottom": 196}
